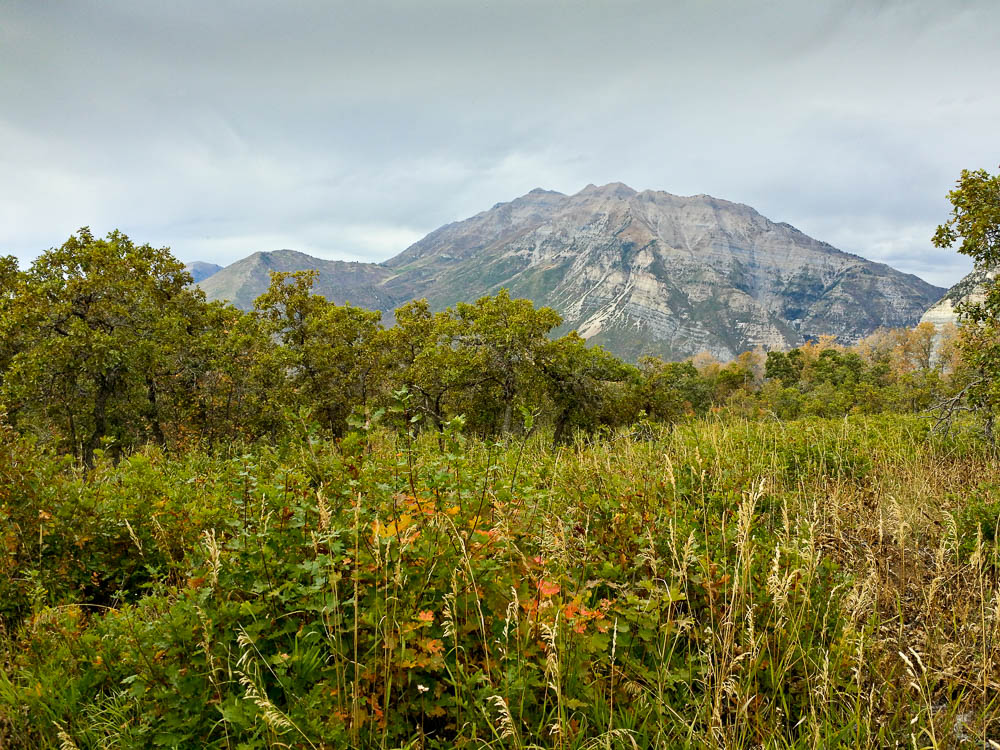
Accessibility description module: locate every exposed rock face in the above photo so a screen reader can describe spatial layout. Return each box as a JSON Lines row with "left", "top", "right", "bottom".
{"left": 919, "top": 267, "right": 995, "bottom": 328}
{"left": 200, "top": 184, "right": 945, "bottom": 361}
{"left": 184, "top": 261, "right": 223, "bottom": 284}
{"left": 383, "top": 183, "right": 944, "bottom": 359}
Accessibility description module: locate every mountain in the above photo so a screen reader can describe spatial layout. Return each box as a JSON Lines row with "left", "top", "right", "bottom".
{"left": 184, "top": 261, "right": 223, "bottom": 283}
{"left": 920, "top": 266, "right": 995, "bottom": 328}
{"left": 197, "top": 249, "right": 397, "bottom": 311}
{"left": 199, "top": 184, "right": 945, "bottom": 360}
{"left": 379, "top": 183, "right": 944, "bottom": 359}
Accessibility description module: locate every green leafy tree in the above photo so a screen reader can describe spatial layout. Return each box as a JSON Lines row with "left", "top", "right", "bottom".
{"left": 0, "top": 255, "right": 23, "bottom": 386}
{"left": 765, "top": 349, "right": 805, "bottom": 387}
{"left": 255, "top": 270, "right": 386, "bottom": 435}
{"left": 811, "top": 349, "right": 864, "bottom": 387}
{"left": 385, "top": 299, "right": 491, "bottom": 432}
{"left": 713, "top": 350, "right": 763, "bottom": 403}
{"left": 638, "top": 357, "right": 711, "bottom": 422}
{"left": 757, "top": 378, "right": 804, "bottom": 419}
{"left": 933, "top": 166, "right": 1000, "bottom": 441}
{"left": 0, "top": 229, "right": 205, "bottom": 464}
{"left": 538, "top": 333, "right": 637, "bottom": 445}
{"left": 254, "top": 270, "right": 327, "bottom": 349}
{"left": 453, "top": 290, "right": 562, "bottom": 434}
{"left": 182, "top": 301, "right": 292, "bottom": 445}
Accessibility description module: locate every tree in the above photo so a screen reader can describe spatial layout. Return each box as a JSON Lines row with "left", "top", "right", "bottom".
{"left": 713, "top": 350, "right": 764, "bottom": 403}
{"left": 0, "top": 229, "right": 205, "bottom": 464}
{"left": 181, "top": 301, "right": 291, "bottom": 445}
{"left": 765, "top": 349, "right": 805, "bottom": 387}
{"left": 538, "top": 333, "right": 637, "bottom": 445}
{"left": 638, "top": 357, "right": 711, "bottom": 422}
{"left": 384, "top": 299, "right": 483, "bottom": 433}
{"left": 381, "top": 292, "right": 562, "bottom": 436}
{"left": 903, "top": 322, "right": 938, "bottom": 374}
{"left": 254, "top": 270, "right": 386, "bottom": 435}
{"left": 453, "top": 290, "right": 562, "bottom": 434}
{"left": 933, "top": 166, "right": 1000, "bottom": 442}
{"left": 0, "top": 256, "right": 23, "bottom": 386}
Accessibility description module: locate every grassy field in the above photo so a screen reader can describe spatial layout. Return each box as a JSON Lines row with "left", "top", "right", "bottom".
{"left": 1, "top": 414, "right": 999, "bottom": 748}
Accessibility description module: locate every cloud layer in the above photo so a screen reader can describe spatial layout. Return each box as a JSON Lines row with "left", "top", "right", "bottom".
{"left": 3, "top": 0, "right": 998, "bottom": 287}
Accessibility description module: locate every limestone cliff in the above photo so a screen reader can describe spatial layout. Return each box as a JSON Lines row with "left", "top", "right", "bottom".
{"left": 920, "top": 267, "right": 995, "bottom": 328}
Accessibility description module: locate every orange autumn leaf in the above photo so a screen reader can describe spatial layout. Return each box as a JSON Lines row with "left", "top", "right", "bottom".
{"left": 537, "top": 580, "right": 560, "bottom": 597}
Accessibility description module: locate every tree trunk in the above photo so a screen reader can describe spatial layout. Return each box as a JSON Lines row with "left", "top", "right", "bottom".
{"left": 67, "top": 409, "right": 79, "bottom": 463}
{"left": 84, "top": 379, "right": 110, "bottom": 468}
{"left": 147, "top": 377, "right": 166, "bottom": 446}
{"left": 552, "top": 410, "right": 570, "bottom": 447}
{"left": 432, "top": 393, "right": 445, "bottom": 432}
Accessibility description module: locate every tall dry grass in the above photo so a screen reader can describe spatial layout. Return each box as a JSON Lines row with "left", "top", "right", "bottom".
{"left": 1, "top": 414, "right": 998, "bottom": 748}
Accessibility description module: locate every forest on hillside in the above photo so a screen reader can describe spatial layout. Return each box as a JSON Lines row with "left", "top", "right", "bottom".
{"left": 0, "top": 228, "right": 976, "bottom": 466}
{"left": 1, "top": 168, "right": 999, "bottom": 748}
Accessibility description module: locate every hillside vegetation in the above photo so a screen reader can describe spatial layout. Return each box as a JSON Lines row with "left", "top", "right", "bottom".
{"left": 0, "top": 230, "right": 969, "bottom": 467}
{"left": 1, "top": 213, "right": 998, "bottom": 747}
{"left": 1, "top": 414, "right": 998, "bottom": 748}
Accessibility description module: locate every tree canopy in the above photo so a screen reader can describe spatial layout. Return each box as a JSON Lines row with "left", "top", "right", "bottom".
{"left": 0, "top": 227, "right": 980, "bottom": 462}
{"left": 933, "top": 165, "right": 1000, "bottom": 441}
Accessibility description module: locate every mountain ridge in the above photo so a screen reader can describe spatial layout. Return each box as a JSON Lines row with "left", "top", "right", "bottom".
{"left": 198, "top": 249, "right": 398, "bottom": 311}
{"left": 198, "top": 183, "right": 945, "bottom": 360}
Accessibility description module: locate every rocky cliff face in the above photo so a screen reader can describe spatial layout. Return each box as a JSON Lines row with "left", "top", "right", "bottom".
{"left": 383, "top": 183, "right": 943, "bottom": 359}
{"left": 919, "top": 267, "right": 995, "bottom": 328}
{"left": 200, "top": 184, "right": 945, "bottom": 361}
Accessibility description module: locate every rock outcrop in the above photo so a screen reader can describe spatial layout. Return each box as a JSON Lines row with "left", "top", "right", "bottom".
{"left": 920, "top": 267, "right": 995, "bottom": 328}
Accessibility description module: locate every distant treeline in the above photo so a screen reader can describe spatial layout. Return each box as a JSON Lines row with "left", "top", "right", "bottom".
{"left": 0, "top": 229, "right": 967, "bottom": 464}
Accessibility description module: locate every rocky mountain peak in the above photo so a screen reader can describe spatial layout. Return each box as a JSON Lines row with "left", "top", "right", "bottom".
{"left": 577, "top": 182, "right": 637, "bottom": 199}
{"left": 378, "top": 184, "right": 943, "bottom": 359}
{"left": 200, "top": 183, "right": 945, "bottom": 361}
{"left": 527, "top": 187, "right": 564, "bottom": 197}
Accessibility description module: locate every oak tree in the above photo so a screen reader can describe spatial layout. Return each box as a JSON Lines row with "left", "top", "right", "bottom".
{"left": 0, "top": 229, "right": 203, "bottom": 464}
{"left": 933, "top": 166, "right": 1000, "bottom": 441}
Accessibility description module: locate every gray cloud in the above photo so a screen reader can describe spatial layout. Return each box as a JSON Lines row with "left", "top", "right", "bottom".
{"left": 2, "top": 0, "right": 995, "bottom": 287}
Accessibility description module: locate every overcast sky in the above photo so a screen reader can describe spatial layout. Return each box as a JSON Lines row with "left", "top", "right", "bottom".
{"left": 2, "top": 1, "right": 997, "bottom": 288}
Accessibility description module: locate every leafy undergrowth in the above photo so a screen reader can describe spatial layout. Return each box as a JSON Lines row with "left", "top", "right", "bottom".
{"left": 1, "top": 415, "right": 999, "bottom": 748}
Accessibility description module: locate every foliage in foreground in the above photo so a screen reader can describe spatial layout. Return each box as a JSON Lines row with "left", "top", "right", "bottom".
{"left": 2, "top": 414, "right": 999, "bottom": 748}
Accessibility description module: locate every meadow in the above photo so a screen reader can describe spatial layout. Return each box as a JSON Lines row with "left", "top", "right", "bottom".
{"left": 2, "top": 412, "right": 998, "bottom": 748}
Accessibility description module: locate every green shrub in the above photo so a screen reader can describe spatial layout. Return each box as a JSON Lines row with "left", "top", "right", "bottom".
{"left": 2, "top": 415, "right": 997, "bottom": 748}
{"left": 954, "top": 482, "right": 1000, "bottom": 560}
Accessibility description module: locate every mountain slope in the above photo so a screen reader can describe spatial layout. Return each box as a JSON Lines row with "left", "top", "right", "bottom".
{"left": 198, "top": 249, "right": 401, "bottom": 311}
{"left": 199, "top": 184, "right": 945, "bottom": 360}
{"left": 920, "top": 266, "right": 995, "bottom": 328}
{"left": 383, "top": 183, "right": 944, "bottom": 359}
{"left": 184, "top": 261, "right": 223, "bottom": 284}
